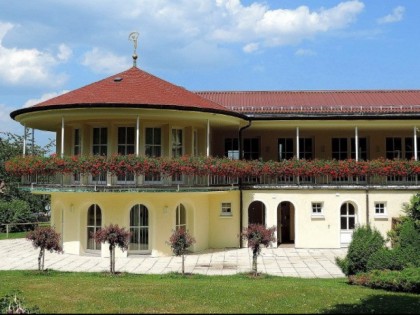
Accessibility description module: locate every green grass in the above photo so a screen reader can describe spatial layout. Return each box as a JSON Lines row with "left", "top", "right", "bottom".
{"left": 0, "top": 271, "right": 418, "bottom": 314}
{"left": 0, "top": 231, "right": 27, "bottom": 240}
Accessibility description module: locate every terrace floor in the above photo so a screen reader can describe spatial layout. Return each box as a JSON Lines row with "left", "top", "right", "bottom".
{"left": 0, "top": 239, "right": 347, "bottom": 278}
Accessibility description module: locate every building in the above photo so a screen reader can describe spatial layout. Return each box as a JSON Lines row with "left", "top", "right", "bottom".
{"left": 9, "top": 64, "right": 420, "bottom": 257}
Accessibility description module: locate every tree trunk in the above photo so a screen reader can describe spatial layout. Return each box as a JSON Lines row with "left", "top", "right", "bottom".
{"left": 182, "top": 254, "right": 185, "bottom": 275}
{"left": 109, "top": 244, "right": 114, "bottom": 274}
{"left": 252, "top": 248, "right": 258, "bottom": 276}
{"left": 112, "top": 247, "right": 115, "bottom": 274}
{"left": 41, "top": 248, "right": 45, "bottom": 271}
{"left": 38, "top": 248, "right": 43, "bottom": 271}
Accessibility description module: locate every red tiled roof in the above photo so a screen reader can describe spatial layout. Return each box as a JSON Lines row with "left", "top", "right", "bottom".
{"left": 196, "top": 90, "right": 420, "bottom": 114}
{"left": 33, "top": 67, "right": 232, "bottom": 113}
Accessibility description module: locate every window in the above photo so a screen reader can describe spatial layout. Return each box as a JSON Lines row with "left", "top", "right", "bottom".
{"left": 175, "top": 204, "right": 186, "bottom": 231}
{"left": 299, "top": 138, "right": 313, "bottom": 160}
{"left": 386, "top": 137, "right": 402, "bottom": 159}
{"left": 92, "top": 127, "right": 107, "bottom": 156}
{"left": 221, "top": 202, "right": 232, "bottom": 216}
{"left": 225, "top": 138, "right": 239, "bottom": 160}
{"left": 340, "top": 202, "right": 356, "bottom": 230}
{"left": 118, "top": 127, "right": 135, "bottom": 155}
{"left": 332, "top": 138, "right": 348, "bottom": 160}
{"left": 405, "top": 137, "right": 420, "bottom": 160}
{"left": 145, "top": 128, "right": 161, "bottom": 182}
{"left": 74, "top": 128, "right": 81, "bottom": 156}
{"left": 244, "top": 138, "right": 260, "bottom": 160}
{"left": 87, "top": 204, "right": 102, "bottom": 251}
{"left": 145, "top": 127, "right": 161, "bottom": 157}
{"left": 375, "top": 202, "right": 386, "bottom": 215}
{"left": 129, "top": 204, "right": 149, "bottom": 252}
{"left": 172, "top": 129, "right": 183, "bottom": 158}
{"left": 351, "top": 137, "right": 368, "bottom": 160}
{"left": 311, "top": 202, "right": 323, "bottom": 215}
{"left": 278, "top": 138, "right": 294, "bottom": 160}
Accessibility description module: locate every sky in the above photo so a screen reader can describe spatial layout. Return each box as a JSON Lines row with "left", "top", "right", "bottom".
{"left": 1, "top": 0, "right": 419, "bottom": 148}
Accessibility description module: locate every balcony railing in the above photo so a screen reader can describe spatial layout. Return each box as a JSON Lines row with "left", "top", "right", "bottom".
{"left": 6, "top": 155, "right": 420, "bottom": 192}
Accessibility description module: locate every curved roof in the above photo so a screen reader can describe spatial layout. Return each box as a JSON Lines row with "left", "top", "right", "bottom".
{"left": 11, "top": 67, "right": 242, "bottom": 119}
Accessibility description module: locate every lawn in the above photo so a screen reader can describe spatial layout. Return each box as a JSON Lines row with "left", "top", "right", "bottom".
{"left": 0, "top": 271, "right": 418, "bottom": 314}
{"left": 0, "top": 231, "right": 27, "bottom": 240}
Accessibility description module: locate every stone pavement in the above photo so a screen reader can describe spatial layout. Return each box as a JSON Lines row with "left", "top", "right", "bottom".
{"left": 0, "top": 239, "right": 347, "bottom": 278}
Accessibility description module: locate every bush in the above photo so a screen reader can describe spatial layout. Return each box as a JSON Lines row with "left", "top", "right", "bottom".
{"left": 366, "top": 248, "right": 405, "bottom": 271}
{"left": 0, "top": 291, "right": 39, "bottom": 314}
{"left": 0, "top": 199, "right": 34, "bottom": 232}
{"left": 336, "top": 225, "right": 385, "bottom": 276}
{"left": 349, "top": 268, "right": 420, "bottom": 293}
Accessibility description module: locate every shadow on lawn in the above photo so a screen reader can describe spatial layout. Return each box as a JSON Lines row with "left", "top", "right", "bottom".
{"left": 320, "top": 294, "right": 420, "bottom": 314}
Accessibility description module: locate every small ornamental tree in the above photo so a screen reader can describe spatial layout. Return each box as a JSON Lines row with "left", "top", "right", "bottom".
{"left": 167, "top": 228, "right": 196, "bottom": 275}
{"left": 93, "top": 224, "right": 131, "bottom": 274}
{"left": 26, "top": 226, "right": 63, "bottom": 271}
{"left": 241, "top": 224, "right": 276, "bottom": 276}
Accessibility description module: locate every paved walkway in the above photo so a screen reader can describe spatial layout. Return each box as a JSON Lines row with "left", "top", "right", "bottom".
{"left": 0, "top": 239, "right": 347, "bottom": 278}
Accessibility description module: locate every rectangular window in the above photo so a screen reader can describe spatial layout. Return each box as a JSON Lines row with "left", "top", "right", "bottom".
{"left": 278, "top": 138, "right": 294, "bottom": 160}
{"left": 243, "top": 138, "right": 260, "bottom": 160}
{"left": 299, "top": 138, "right": 313, "bottom": 160}
{"left": 405, "top": 137, "right": 420, "bottom": 160}
{"left": 92, "top": 127, "right": 107, "bottom": 156}
{"left": 221, "top": 202, "right": 232, "bottom": 216}
{"left": 386, "top": 137, "right": 402, "bottom": 159}
{"left": 311, "top": 202, "right": 323, "bottom": 214}
{"left": 351, "top": 137, "right": 368, "bottom": 160}
{"left": 172, "top": 129, "right": 183, "bottom": 158}
{"left": 145, "top": 128, "right": 162, "bottom": 157}
{"left": 332, "top": 138, "right": 348, "bottom": 160}
{"left": 225, "top": 138, "right": 239, "bottom": 159}
{"left": 118, "top": 127, "right": 135, "bottom": 155}
{"left": 74, "top": 128, "right": 81, "bottom": 156}
{"left": 375, "top": 202, "right": 386, "bottom": 215}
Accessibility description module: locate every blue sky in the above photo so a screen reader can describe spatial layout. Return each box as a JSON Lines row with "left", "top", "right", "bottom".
{"left": 1, "top": 0, "right": 419, "bottom": 147}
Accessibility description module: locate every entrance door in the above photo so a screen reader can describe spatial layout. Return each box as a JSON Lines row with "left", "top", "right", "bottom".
{"left": 248, "top": 201, "right": 265, "bottom": 225}
{"left": 277, "top": 202, "right": 295, "bottom": 245}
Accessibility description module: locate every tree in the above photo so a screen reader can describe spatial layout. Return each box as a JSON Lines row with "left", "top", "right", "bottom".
{"left": 167, "top": 228, "right": 196, "bottom": 275}
{"left": 26, "top": 226, "right": 63, "bottom": 271}
{"left": 241, "top": 224, "right": 276, "bottom": 276}
{"left": 93, "top": 224, "right": 131, "bottom": 274}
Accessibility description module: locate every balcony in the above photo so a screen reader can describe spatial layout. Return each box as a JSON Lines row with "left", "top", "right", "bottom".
{"left": 6, "top": 155, "right": 420, "bottom": 193}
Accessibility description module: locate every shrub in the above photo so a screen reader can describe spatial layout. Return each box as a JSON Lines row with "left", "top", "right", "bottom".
{"left": 241, "top": 224, "right": 276, "bottom": 276}
{"left": 0, "top": 291, "right": 39, "bottom": 314}
{"left": 26, "top": 226, "right": 63, "bottom": 271}
{"left": 0, "top": 199, "right": 33, "bottom": 232}
{"left": 349, "top": 268, "right": 420, "bottom": 293}
{"left": 167, "top": 228, "right": 196, "bottom": 275}
{"left": 93, "top": 224, "right": 131, "bottom": 274}
{"left": 336, "top": 225, "right": 385, "bottom": 276}
{"left": 366, "top": 248, "right": 405, "bottom": 271}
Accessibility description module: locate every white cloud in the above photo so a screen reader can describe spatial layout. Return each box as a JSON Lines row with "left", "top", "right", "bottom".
{"left": 377, "top": 6, "right": 405, "bottom": 24}
{"left": 57, "top": 44, "right": 72, "bottom": 61}
{"left": 243, "top": 42, "right": 260, "bottom": 53}
{"left": 295, "top": 48, "right": 316, "bottom": 56}
{"left": 82, "top": 47, "right": 131, "bottom": 74}
{"left": 0, "top": 104, "right": 23, "bottom": 135}
{"left": 0, "top": 22, "right": 69, "bottom": 87}
{"left": 23, "top": 90, "right": 70, "bottom": 108}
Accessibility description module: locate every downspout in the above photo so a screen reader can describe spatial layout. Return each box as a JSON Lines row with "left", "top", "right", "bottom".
{"left": 239, "top": 119, "right": 252, "bottom": 248}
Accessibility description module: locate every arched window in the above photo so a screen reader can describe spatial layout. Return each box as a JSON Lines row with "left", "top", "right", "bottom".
{"left": 87, "top": 204, "right": 102, "bottom": 250}
{"left": 176, "top": 204, "right": 186, "bottom": 230}
{"left": 129, "top": 204, "right": 149, "bottom": 252}
{"left": 248, "top": 201, "right": 265, "bottom": 225}
{"left": 340, "top": 202, "right": 356, "bottom": 230}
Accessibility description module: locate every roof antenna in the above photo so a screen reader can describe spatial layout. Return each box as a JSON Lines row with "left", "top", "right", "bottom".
{"left": 128, "top": 31, "right": 139, "bottom": 67}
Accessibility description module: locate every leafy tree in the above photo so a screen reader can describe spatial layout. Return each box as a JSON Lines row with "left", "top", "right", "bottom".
{"left": 167, "top": 228, "right": 196, "bottom": 275}
{"left": 241, "top": 224, "right": 276, "bottom": 276}
{"left": 26, "top": 226, "right": 63, "bottom": 271}
{"left": 93, "top": 224, "right": 131, "bottom": 274}
{"left": 0, "top": 199, "right": 34, "bottom": 232}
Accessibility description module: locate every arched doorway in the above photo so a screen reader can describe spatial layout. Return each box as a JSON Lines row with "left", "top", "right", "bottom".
{"left": 248, "top": 201, "right": 266, "bottom": 225}
{"left": 87, "top": 204, "right": 102, "bottom": 251}
{"left": 129, "top": 204, "right": 150, "bottom": 254}
{"left": 277, "top": 202, "right": 295, "bottom": 245}
{"left": 340, "top": 202, "right": 357, "bottom": 246}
